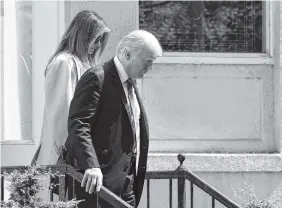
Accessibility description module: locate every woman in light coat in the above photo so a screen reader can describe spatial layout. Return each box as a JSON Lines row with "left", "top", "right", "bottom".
{"left": 31, "top": 10, "right": 110, "bottom": 166}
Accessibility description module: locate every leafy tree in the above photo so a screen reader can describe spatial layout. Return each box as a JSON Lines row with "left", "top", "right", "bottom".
{"left": 139, "top": 1, "right": 262, "bottom": 52}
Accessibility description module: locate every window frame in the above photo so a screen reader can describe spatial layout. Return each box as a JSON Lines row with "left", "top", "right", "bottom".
{"left": 1, "top": 0, "right": 34, "bottom": 145}
{"left": 0, "top": 0, "right": 65, "bottom": 145}
{"left": 0, "top": 0, "right": 3, "bottom": 143}
{"left": 136, "top": 1, "right": 274, "bottom": 65}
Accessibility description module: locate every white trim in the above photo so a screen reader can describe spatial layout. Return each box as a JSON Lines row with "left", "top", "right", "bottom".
{"left": 149, "top": 138, "right": 262, "bottom": 141}
{"left": 3, "top": 0, "right": 32, "bottom": 142}
{"left": 139, "top": 1, "right": 275, "bottom": 65}
{"left": 265, "top": 0, "right": 274, "bottom": 57}
{"left": 273, "top": 1, "right": 281, "bottom": 151}
{"left": 0, "top": 1, "right": 65, "bottom": 154}
{"left": 1, "top": 1, "right": 64, "bottom": 143}
{"left": 0, "top": 2, "right": 3, "bottom": 142}
{"left": 147, "top": 153, "right": 282, "bottom": 172}
{"left": 135, "top": 0, "right": 139, "bottom": 30}
{"left": 135, "top": 1, "right": 144, "bottom": 98}
{"left": 162, "top": 52, "right": 270, "bottom": 58}
{"left": 57, "top": 1, "right": 65, "bottom": 42}
{"left": 1, "top": 140, "right": 35, "bottom": 145}
{"left": 154, "top": 56, "right": 274, "bottom": 65}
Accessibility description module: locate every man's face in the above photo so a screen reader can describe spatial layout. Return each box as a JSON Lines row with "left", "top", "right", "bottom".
{"left": 127, "top": 47, "right": 156, "bottom": 79}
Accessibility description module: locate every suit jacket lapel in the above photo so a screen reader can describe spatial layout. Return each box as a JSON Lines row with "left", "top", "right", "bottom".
{"left": 133, "top": 83, "right": 149, "bottom": 138}
{"left": 109, "top": 59, "right": 136, "bottom": 133}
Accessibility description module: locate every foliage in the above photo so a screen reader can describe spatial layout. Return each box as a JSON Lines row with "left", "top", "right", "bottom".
{"left": 139, "top": 1, "right": 262, "bottom": 52}
{"left": 1, "top": 165, "right": 83, "bottom": 208}
{"left": 233, "top": 182, "right": 278, "bottom": 208}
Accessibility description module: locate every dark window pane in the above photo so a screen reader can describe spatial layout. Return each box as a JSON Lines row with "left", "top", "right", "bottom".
{"left": 139, "top": 1, "right": 263, "bottom": 53}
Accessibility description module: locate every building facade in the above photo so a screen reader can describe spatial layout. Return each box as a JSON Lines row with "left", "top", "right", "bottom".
{"left": 1, "top": 1, "right": 282, "bottom": 207}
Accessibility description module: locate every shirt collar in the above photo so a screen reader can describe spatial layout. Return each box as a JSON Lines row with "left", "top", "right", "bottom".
{"left": 114, "top": 56, "right": 129, "bottom": 83}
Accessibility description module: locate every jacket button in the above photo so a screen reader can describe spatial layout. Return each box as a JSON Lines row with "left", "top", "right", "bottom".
{"left": 101, "top": 149, "right": 108, "bottom": 155}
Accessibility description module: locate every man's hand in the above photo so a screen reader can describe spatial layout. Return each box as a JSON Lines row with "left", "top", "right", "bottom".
{"left": 81, "top": 168, "right": 103, "bottom": 194}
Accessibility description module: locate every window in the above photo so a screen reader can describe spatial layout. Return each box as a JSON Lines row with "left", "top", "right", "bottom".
{"left": 139, "top": 1, "right": 264, "bottom": 53}
{"left": 1, "top": 0, "right": 32, "bottom": 142}
{"left": 1, "top": 0, "right": 3, "bottom": 141}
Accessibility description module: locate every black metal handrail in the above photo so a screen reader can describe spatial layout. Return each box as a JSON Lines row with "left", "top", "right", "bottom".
{"left": 1, "top": 154, "right": 242, "bottom": 208}
{"left": 145, "top": 154, "right": 242, "bottom": 208}
{"left": 0, "top": 164, "right": 133, "bottom": 208}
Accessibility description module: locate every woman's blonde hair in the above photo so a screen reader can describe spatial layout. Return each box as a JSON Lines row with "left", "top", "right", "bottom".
{"left": 46, "top": 10, "right": 110, "bottom": 74}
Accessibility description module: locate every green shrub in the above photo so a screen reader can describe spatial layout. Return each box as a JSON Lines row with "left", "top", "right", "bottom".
{"left": 1, "top": 165, "right": 83, "bottom": 208}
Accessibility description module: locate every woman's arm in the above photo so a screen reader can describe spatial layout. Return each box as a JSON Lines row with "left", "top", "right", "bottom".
{"left": 44, "top": 55, "right": 78, "bottom": 161}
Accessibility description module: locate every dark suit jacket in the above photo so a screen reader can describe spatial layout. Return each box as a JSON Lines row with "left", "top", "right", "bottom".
{"left": 65, "top": 58, "right": 149, "bottom": 207}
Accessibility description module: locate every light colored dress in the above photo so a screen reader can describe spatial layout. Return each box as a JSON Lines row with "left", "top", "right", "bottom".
{"left": 32, "top": 51, "right": 87, "bottom": 165}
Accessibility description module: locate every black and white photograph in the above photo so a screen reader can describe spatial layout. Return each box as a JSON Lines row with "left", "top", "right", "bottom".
{"left": 0, "top": 0, "right": 282, "bottom": 207}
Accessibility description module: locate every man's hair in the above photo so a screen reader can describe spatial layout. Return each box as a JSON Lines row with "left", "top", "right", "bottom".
{"left": 116, "top": 30, "right": 162, "bottom": 57}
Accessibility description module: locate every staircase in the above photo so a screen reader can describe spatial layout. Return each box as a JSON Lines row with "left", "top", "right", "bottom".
{"left": 1, "top": 154, "right": 242, "bottom": 208}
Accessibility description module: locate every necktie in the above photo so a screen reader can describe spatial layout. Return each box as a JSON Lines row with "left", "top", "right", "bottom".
{"left": 127, "top": 78, "right": 134, "bottom": 118}
{"left": 127, "top": 78, "right": 136, "bottom": 152}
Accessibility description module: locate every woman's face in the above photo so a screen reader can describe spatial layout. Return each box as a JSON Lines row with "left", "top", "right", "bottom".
{"left": 87, "top": 33, "right": 106, "bottom": 65}
{"left": 87, "top": 27, "right": 110, "bottom": 65}
{"left": 88, "top": 33, "right": 103, "bottom": 55}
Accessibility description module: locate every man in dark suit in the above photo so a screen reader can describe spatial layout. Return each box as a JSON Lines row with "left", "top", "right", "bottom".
{"left": 64, "top": 30, "right": 162, "bottom": 207}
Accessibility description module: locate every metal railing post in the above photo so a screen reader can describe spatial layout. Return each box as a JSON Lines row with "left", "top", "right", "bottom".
{"left": 176, "top": 154, "right": 188, "bottom": 208}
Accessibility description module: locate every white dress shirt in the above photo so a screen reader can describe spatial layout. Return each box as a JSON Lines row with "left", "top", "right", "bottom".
{"left": 114, "top": 56, "right": 140, "bottom": 173}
